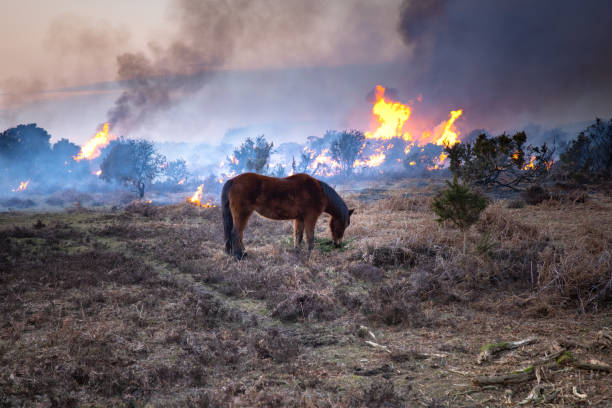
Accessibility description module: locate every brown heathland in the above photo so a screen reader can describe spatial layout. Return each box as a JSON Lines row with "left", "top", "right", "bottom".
{"left": 0, "top": 181, "right": 610, "bottom": 407}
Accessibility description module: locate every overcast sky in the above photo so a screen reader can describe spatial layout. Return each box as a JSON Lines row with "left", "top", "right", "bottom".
{"left": 1, "top": 0, "right": 610, "bottom": 145}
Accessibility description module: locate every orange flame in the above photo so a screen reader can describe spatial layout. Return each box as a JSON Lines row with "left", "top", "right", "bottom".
{"left": 353, "top": 152, "right": 386, "bottom": 168}
{"left": 188, "top": 184, "right": 215, "bottom": 208}
{"left": 306, "top": 148, "right": 342, "bottom": 176}
{"left": 177, "top": 178, "right": 185, "bottom": 185}
{"left": 545, "top": 160, "right": 554, "bottom": 171}
{"left": 433, "top": 110, "right": 463, "bottom": 148}
{"left": 523, "top": 155, "right": 536, "bottom": 170}
{"left": 360, "top": 86, "right": 463, "bottom": 170}
{"left": 12, "top": 180, "right": 29, "bottom": 192}
{"left": 300, "top": 85, "right": 464, "bottom": 174}
{"left": 365, "top": 85, "right": 412, "bottom": 141}
{"left": 94, "top": 170, "right": 102, "bottom": 176}
{"left": 74, "top": 123, "right": 117, "bottom": 161}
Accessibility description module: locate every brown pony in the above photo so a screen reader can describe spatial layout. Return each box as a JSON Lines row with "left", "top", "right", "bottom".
{"left": 222, "top": 172, "right": 354, "bottom": 259}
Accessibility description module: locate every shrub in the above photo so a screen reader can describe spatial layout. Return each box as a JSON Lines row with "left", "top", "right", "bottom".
{"left": 271, "top": 290, "right": 336, "bottom": 322}
{"left": 432, "top": 177, "right": 488, "bottom": 253}
{"left": 0, "top": 197, "right": 36, "bottom": 209}
{"left": 506, "top": 199, "right": 525, "bottom": 209}
{"left": 538, "top": 245, "right": 611, "bottom": 312}
{"left": 559, "top": 118, "right": 612, "bottom": 182}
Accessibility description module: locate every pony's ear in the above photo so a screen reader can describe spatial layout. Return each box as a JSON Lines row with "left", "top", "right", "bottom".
{"left": 348, "top": 208, "right": 355, "bottom": 216}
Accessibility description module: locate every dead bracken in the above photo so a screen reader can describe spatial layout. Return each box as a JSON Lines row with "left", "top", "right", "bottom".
{"left": 0, "top": 184, "right": 610, "bottom": 406}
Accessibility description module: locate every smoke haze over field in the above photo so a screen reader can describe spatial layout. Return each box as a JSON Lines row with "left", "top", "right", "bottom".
{"left": 0, "top": 0, "right": 611, "bottom": 151}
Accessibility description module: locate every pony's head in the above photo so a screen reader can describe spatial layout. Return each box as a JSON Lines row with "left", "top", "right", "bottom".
{"left": 330, "top": 208, "right": 354, "bottom": 247}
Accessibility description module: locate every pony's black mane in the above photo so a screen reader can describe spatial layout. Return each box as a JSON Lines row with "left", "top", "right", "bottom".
{"left": 320, "top": 181, "right": 349, "bottom": 222}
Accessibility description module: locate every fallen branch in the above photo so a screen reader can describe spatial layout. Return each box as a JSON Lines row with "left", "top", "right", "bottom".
{"left": 474, "top": 350, "right": 611, "bottom": 387}
{"left": 473, "top": 366, "right": 535, "bottom": 385}
{"left": 477, "top": 338, "right": 537, "bottom": 364}
{"left": 557, "top": 351, "right": 611, "bottom": 372}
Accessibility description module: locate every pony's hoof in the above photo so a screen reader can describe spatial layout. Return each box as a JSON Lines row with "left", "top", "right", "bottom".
{"left": 234, "top": 252, "right": 248, "bottom": 260}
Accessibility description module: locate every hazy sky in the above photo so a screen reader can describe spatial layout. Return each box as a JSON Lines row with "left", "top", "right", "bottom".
{"left": 1, "top": 1, "right": 168, "bottom": 86}
{"left": 1, "top": 0, "right": 611, "bottom": 146}
{"left": 0, "top": 0, "right": 407, "bottom": 144}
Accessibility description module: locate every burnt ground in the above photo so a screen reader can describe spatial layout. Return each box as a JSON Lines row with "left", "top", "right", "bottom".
{"left": 0, "top": 182, "right": 610, "bottom": 407}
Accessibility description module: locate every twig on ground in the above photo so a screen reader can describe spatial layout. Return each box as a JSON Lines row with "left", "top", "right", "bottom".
{"left": 519, "top": 383, "right": 554, "bottom": 405}
{"left": 572, "top": 386, "right": 587, "bottom": 399}
{"left": 365, "top": 340, "right": 391, "bottom": 353}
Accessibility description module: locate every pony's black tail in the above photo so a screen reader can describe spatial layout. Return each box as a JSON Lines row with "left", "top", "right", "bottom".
{"left": 222, "top": 179, "right": 234, "bottom": 254}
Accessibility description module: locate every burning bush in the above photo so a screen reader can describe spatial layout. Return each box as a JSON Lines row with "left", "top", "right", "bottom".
{"left": 404, "top": 143, "right": 445, "bottom": 171}
{"left": 446, "top": 131, "right": 553, "bottom": 190}
{"left": 0, "top": 124, "right": 93, "bottom": 191}
{"left": 329, "top": 129, "right": 365, "bottom": 176}
{"left": 227, "top": 135, "right": 273, "bottom": 174}
{"left": 164, "top": 158, "right": 190, "bottom": 185}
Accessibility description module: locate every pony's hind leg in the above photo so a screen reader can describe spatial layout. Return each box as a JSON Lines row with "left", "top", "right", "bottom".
{"left": 232, "top": 209, "right": 252, "bottom": 260}
{"left": 293, "top": 219, "right": 304, "bottom": 249}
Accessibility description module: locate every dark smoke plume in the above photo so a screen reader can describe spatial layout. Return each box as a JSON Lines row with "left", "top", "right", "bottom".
{"left": 107, "top": 0, "right": 234, "bottom": 132}
{"left": 397, "top": 0, "right": 612, "bottom": 130}
{"left": 107, "top": 0, "right": 328, "bottom": 133}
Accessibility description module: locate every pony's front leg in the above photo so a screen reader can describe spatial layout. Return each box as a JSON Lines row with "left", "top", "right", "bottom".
{"left": 304, "top": 216, "right": 317, "bottom": 251}
{"left": 293, "top": 219, "right": 304, "bottom": 249}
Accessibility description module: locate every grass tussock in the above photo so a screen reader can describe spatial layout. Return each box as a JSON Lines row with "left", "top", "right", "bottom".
{"left": 271, "top": 290, "right": 337, "bottom": 322}
{"left": 537, "top": 224, "right": 611, "bottom": 311}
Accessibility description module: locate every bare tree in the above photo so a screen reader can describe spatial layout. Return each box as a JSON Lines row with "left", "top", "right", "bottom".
{"left": 101, "top": 139, "right": 166, "bottom": 198}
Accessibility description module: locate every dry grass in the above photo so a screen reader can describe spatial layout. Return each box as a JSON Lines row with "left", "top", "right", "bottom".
{"left": 0, "top": 181, "right": 610, "bottom": 406}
